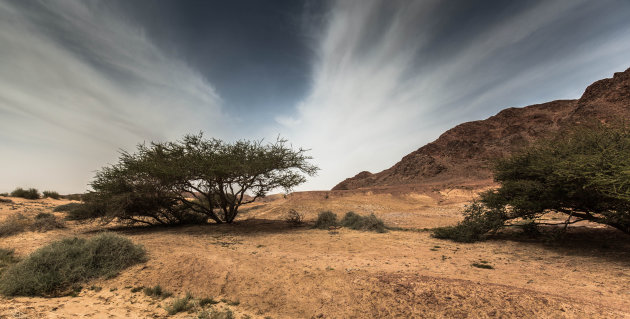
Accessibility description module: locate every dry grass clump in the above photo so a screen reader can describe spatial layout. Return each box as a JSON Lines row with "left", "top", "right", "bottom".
{"left": 143, "top": 285, "right": 173, "bottom": 299}
{"left": 313, "top": 211, "right": 388, "bottom": 233}
{"left": 341, "top": 212, "right": 387, "bottom": 233}
{"left": 165, "top": 292, "right": 194, "bottom": 315}
{"left": 0, "top": 213, "right": 30, "bottom": 237}
{"left": 0, "top": 233, "right": 146, "bottom": 296}
{"left": 0, "top": 248, "right": 18, "bottom": 275}
{"left": 30, "top": 212, "right": 65, "bottom": 232}
{"left": 284, "top": 209, "right": 304, "bottom": 227}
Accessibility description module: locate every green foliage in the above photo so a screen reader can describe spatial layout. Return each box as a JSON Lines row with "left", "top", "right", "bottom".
{"left": 0, "top": 233, "right": 146, "bottom": 296}
{"left": 85, "top": 134, "right": 318, "bottom": 225}
{"left": 166, "top": 292, "right": 194, "bottom": 315}
{"left": 340, "top": 212, "right": 387, "bottom": 233}
{"left": 30, "top": 213, "right": 65, "bottom": 232}
{"left": 42, "top": 191, "right": 61, "bottom": 199}
{"left": 144, "top": 285, "right": 172, "bottom": 299}
{"left": 313, "top": 211, "right": 338, "bottom": 229}
{"left": 0, "top": 213, "right": 30, "bottom": 237}
{"left": 432, "top": 201, "right": 506, "bottom": 242}
{"left": 10, "top": 188, "right": 40, "bottom": 200}
{"left": 434, "top": 124, "right": 630, "bottom": 242}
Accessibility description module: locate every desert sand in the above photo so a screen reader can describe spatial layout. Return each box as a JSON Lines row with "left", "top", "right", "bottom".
{"left": 0, "top": 187, "right": 629, "bottom": 318}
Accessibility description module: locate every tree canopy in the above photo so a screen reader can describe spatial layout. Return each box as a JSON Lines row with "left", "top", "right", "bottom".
{"left": 433, "top": 124, "right": 630, "bottom": 242}
{"left": 82, "top": 134, "right": 318, "bottom": 225}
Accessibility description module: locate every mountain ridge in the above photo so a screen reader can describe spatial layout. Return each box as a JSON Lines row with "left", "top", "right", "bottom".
{"left": 333, "top": 67, "right": 630, "bottom": 191}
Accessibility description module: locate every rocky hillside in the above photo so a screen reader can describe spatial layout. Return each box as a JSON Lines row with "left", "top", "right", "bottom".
{"left": 333, "top": 67, "right": 630, "bottom": 190}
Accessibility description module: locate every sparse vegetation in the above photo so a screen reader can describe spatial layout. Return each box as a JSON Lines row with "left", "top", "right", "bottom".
{"left": 0, "top": 248, "right": 18, "bottom": 275}
{"left": 198, "top": 297, "right": 219, "bottom": 307}
{"left": 341, "top": 212, "right": 387, "bottom": 233}
{"left": 42, "top": 191, "right": 61, "bottom": 199}
{"left": 284, "top": 209, "right": 304, "bottom": 227}
{"left": 472, "top": 261, "right": 494, "bottom": 269}
{"left": 144, "top": 285, "right": 173, "bottom": 299}
{"left": 0, "top": 213, "right": 30, "bottom": 237}
{"left": 197, "top": 309, "right": 235, "bottom": 319}
{"left": 0, "top": 193, "right": 8, "bottom": 197}
{"left": 10, "top": 187, "right": 40, "bottom": 200}
{"left": 0, "top": 233, "right": 146, "bottom": 296}
{"left": 313, "top": 211, "right": 338, "bottom": 229}
{"left": 165, "top": 292, "right": 194, "bottom": 315}
{"left": 433, "top": 124, "right": 630, "bottom": 242}
{"left": 53, "top": 202, "right": 83, "bottom": 212}
{"left": 30, "top": 212, "right": 65, "bottom": 232}
{"left": 80, "top": 134, "right": 318, "bottom": 225}
{"left": 0, "top": 197, "right": 12, "bottom": 203}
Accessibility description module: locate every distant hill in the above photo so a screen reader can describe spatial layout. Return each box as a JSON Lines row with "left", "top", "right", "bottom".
{"left": 333, "top": 67, "right": 630, "bottom": 191}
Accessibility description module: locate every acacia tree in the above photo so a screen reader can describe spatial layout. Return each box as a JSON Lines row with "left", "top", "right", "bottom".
{"left": 433, "top": 124, "right": 630, "bottom": 242}
{"left": 84, "top": 134, "right": 318, "bottom": 225}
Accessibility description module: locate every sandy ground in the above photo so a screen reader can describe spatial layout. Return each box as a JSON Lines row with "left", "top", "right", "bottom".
{"left": 0, "top": 190, "right": 629, "bottom": 318}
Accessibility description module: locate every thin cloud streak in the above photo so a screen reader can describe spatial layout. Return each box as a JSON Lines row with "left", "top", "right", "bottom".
{"left": 279, "top": 0, "right": 630, "bottom": 191}
{"left": 0, "top": 0, "right": 228, "bottom": 193}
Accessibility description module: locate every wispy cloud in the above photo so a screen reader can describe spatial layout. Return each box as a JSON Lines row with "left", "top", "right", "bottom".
{"left": 0, "top": 0, "right": 228, "bottom": 193}
{"left": 278, "top": 0, "right": 630, "bottom": 190}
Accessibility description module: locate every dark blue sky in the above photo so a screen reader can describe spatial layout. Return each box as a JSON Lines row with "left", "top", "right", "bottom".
{"left": 1, "top": 0, "right": 629, "bottom": 192}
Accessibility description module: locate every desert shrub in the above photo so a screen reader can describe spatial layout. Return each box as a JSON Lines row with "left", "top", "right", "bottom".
{"left": 284, "top": 209, "right": 304, "bottom": 227}
{"left": 0, "top": 198, "right": 12, "bottom": 203}
{"left": 198, "top": 297, "right": 219, "bottom": 307}
{"left": 143, "top": 285, "right": 172, "bottom": 299}
{"left": 0, "top": 249, "right": 18, "bottom": 275}
{"left": 340, "top": 212, "right": 387, "bottom": 233}
{"left": 42, "top": 191, "right": 61, "bottom": 199}
{"left": 0, "top": 214, "right": 30, "bottom": 237}
{"left": 434, "top": 124, "right": 630, "bottom": 242}
{"left": 313, "top": 211, "right": 338, "bottom": 229}
{"left": 0, "top": 193, "right": 8, "bottom": 197}
{"left": 62, "top": 201, "right": 106, "bottom": 221}
{"left": 197, "top": 309, "right": 234, "bottom": 319}
{"left": 10, "top": 188, "right": 40, "bottom": 200}
{"left": 432, "top": 202, "right": 506, "bottom": 242}
{"left": 62, "top": 194, "right": 83, "bottom": 201}
{"left": 0, "top": 233, "right": 146, "bottom": 296}
{"left": 30, "top": 213, "right": 65, "bottom": 232}
{"left": 53, "top": 202, "right": 83, "bottom": 212}
{"left": 166, "top": 293, "right": 194, "bottom": 315}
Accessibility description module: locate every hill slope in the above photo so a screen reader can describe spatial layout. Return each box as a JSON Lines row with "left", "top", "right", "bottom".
{"left": 333, "top": 67, "right": 630, "bottom": 190}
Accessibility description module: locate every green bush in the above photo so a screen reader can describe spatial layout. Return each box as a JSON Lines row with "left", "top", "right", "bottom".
{"left": 10, "top": 188, "right": 40, "bottom": 200}
{"left": 42, "top": 191, "right": 61, "bottom": 199}
{"left": 0, "top": 233, "right": 147, "bottom": 296}
{"left": 313, "top": 211, "right": 338, "bottom": 229}
{"left": 166, "top": 293, "right": 194, "bottom": 315}
{"left": 431, "top": 202, "right": 506, "bottom": 243}
{"left": 340, "top": 212, "right": 387, "bottom": 233}
{"left": 433, "top": 124, "right": 630, "bottom": 242}
{"left": 0, "top": 214, "right": 30, "bottom": 237}
{"left": 30, "top": 213, "right": 65, "bottom": 232}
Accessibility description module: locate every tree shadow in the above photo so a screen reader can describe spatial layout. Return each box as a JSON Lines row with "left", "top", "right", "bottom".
{"left": 82, "top": 218, "right": 311, "bottom": 237}
{"left": 490, "top": 226, "right": 630, "bottom": 264}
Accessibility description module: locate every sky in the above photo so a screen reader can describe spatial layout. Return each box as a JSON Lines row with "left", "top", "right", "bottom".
{"left": 1, "top": 0, "right": 630, "bottom": 194}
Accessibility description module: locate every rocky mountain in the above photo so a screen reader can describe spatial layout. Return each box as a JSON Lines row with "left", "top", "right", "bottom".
{"left": 333, "top": 67, "right": 630, "bottom": 191}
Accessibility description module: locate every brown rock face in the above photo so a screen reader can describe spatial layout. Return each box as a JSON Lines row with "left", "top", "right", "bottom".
{"left": 333, "top": 67, "right": 630, "bottom": 191}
